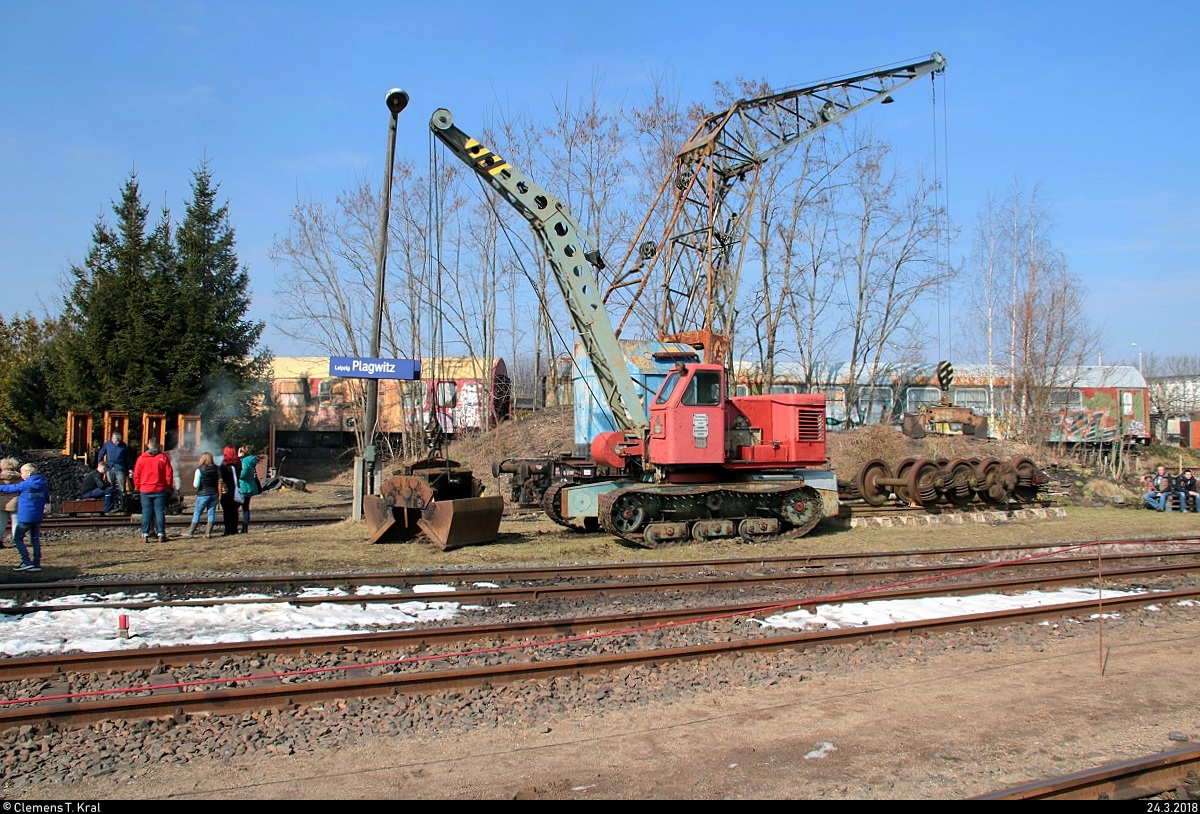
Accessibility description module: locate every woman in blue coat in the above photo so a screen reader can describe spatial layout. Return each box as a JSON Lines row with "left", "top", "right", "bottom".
{"left": 0, "top": 462, "right": 50, "bottom": 572}
{"left": 236, "top": 446, "right": 262, "bottom": 534}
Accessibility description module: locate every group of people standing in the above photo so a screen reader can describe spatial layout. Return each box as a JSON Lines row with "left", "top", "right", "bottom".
{"left": 71, "top": 433, "right": 265, "bottom": 544}
{"left": 187, "top": 445, "right": 261, "bottom": 538}
{"left": 1143, "top": 465, "right": 1200, "bottom": 512}
{"left": 0, "top": 435, "right": 267, "bottom": 574}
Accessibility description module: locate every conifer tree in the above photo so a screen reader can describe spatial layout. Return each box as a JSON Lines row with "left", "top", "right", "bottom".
{"left": 58, "top": 172, "right": 152, "bottom": 417}
{"left": 0, "top": 314, "right": 63, "bottom": 446}
{"left": 173, "top": 161, "right": 271, "bottom": 443}
{"left": 55, "top": 165, "right": 270, "bottom": 447}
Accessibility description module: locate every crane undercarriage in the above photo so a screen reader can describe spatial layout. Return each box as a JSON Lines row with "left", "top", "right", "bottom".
{"left": 542, "top": 473, "right": 837, "bottom": 548}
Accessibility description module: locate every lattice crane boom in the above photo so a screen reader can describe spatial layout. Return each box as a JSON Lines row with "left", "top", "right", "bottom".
{"left": 609, "top": 53, "right": 947, "bottom": 364}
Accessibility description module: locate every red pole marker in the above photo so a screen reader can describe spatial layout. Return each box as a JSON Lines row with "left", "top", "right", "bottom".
{"left": 118, "top": 614, "right": 129, "bottom": 639}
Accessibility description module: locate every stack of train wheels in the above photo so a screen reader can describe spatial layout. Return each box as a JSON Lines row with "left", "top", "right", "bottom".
{"left": 854, "top": 455, "right": 1045, "bottom": 511}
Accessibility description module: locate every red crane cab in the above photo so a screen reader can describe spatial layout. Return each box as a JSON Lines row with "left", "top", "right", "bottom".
{"left": 591, "top": 363, "right": 827, "bottom": 477}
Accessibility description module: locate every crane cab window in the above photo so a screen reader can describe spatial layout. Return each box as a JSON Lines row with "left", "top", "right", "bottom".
{"left": 654, "top": 370, "right": 683, "bottom": 405}
{"left": 682, "top": 370, "right": 723, "bottom": 406}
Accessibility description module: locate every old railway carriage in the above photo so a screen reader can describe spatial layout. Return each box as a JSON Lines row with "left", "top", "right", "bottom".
{"left": 1042, "top": 365, "right": 1151, "bottom": 445}
{"left": 269, "top": 356, "right": 512, "bottom": 450}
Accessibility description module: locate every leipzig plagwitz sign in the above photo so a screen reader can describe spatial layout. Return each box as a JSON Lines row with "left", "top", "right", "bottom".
{"left": 329, "top": 356, "right": 421, "bottom": 380}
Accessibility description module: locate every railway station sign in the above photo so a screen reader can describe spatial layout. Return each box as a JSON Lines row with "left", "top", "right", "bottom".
{"left": 329, "top": 356, "right": 420, "bottom": 380}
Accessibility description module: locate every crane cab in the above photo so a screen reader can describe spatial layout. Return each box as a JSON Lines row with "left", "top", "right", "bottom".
{"left": 647, "top": 363, "right": 728, "bottom": 469}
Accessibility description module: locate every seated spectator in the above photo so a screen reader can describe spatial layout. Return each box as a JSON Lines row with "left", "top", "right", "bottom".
{"left": 79, "top": 462, "right": 116, "bottom": 514}
{"left": 1144, "top": 473, "right": 1167, "bottom": 512}
{"left": 1152, "top": 465, "right": 1186, "bottom": 512}
{"left": 1178, "top": 468, "right": 1200, "bottom": 513}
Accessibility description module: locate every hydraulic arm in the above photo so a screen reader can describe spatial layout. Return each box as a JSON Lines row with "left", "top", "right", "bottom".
{"left": 430, "top": 109, "right": 647, "bottom": 435}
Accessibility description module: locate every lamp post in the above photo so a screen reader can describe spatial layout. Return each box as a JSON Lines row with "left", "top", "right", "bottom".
{"left": 356, "top": 87, "right": 408, "bottom": 520}
{"left": 1131, "top": 342, "right": 1143, "bottom": 377}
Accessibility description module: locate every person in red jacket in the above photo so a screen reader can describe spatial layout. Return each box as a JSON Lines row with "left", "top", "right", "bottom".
{"left": 133, "top": 440, "right": 175, "bottom": 543}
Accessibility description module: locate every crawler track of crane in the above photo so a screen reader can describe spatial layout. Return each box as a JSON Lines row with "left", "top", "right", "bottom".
{"left": 597, "top": 482, "right": 825, "bottom": 547}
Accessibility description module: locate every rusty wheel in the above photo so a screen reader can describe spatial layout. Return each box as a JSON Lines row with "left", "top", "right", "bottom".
{"left": 858, "top": 458, "right": 893, "bottom": 507}
{"left": 992, "top": 459, "right": 1018, "bottom": 504}
{"left": 905, "top": 459, "right": 943, "bottom": 507}
{"left": 1012, "top": 457, "right": 1038, "bottom": 487}
{"left": 780, "top": 486, "right": 823, "bottom": 536}
{"left": 608, "top": 492, "right": 649, "bottom": 535}
{"left": 894, "top": 458, "right": 918, "bottom": 504}
{"left": 975, "top": 458, "right": 1008, "bottom": 506}
{"left": 1012, "top": 456, "right": 1041, "bottom": 502}
{"left": 945, "top": 458, "right": 976, "bottom": 507}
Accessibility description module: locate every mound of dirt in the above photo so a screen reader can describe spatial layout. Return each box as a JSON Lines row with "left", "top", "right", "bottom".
{"left": 823, "top": 423, "right": 1047, "bottom": 483}
{"left": 410, "top": 406, "right": 575, "bottom": 496}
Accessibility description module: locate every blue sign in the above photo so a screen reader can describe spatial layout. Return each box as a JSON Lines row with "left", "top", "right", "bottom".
{"left": 329, "top": 356, "right": 421, "bottom": 380}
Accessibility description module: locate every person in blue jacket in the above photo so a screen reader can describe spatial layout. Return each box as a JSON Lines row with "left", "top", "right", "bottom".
{"left": 0, "top": 462, "right": 50, "bottom": 572}
{"left": 236, "top": 446, "right": 262, "bottom": 534}
{"left": 97, "top": 431, "right": 132, "bottom": 506}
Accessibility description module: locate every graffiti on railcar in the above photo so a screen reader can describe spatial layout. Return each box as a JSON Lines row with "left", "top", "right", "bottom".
{"left": 1050, "top": 409, "right": 1116, "bottom": 444}
{"left": 267, "top": 356, "right": 512, "bottom": 444}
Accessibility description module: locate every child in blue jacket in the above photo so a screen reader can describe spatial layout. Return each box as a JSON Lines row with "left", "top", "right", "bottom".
{"left": 0, "top": 462, "right": 50, "bottom": 572}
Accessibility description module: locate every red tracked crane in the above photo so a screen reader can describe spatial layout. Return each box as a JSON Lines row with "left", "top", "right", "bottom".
{"left": 429, "top": 53, "right": 947, "bottom": 546}
{"left": 431, "top": 109, "right": 834, "bottom": 546}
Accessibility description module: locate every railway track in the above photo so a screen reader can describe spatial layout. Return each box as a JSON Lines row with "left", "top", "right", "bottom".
{"left": 2, "top": 548, "right": 1198, "bottom": 733}
{"left": 5, "top": 534, "right": 1198, "bottom": 602}
{"left": 3, "top": 530, "right": 1199, "bottom": 798}
{"left": 975, "top": 744, "right": 1200, "bottom": 800}
{"left": 1, "top": 552, "right": 1197, "bottom": 615}
{"left": 2, "top": 535, "right": 1198, "bottom": 611}
{"left": 40, "top": 512, "right": 348, "bottom": 531}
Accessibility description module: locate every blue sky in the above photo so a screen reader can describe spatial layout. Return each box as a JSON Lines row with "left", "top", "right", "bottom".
{"left": 2, "top": 1, "right": 1197, "bottom": 368}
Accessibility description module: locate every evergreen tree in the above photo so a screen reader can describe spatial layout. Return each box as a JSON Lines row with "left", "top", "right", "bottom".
{"left": 58, "top": 172, "right": 151, "bottom": 418}
{"left": 173, "top": 161, "right": 272, "bottom": 444}
{"left": 55, "top": 165, "right": 271, "bottom": 448}
{"left": 0, "top": 314, "right": 64, "bottom": 446}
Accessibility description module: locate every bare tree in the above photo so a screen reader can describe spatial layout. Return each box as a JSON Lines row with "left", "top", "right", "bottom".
{"left": 609, "top": 70, "right": 694, "bottom": 344}
{"left": 830, "top": 127, "right": 954, "bottom": 424}
{"left": 743, "top": 122, "right": 843, "bottom": 391}
{"left": 999, "top": 180, "right": 1100, "bottom": 442}
{"left": 958, "top": 193, "right": 1006, "bottom": 424}
{"left": 270, "top": 159, "right": 438, "bottom": 454}
{"left": 1144, "top": 353, "right": 1200, "bottom": 419}
{"left": 534, "top": 76, "right": 639, "bottom": 401}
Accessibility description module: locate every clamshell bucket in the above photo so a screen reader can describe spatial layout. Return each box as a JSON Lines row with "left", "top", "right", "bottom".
{"left": 366, "top": 458, "right": 504, "bottom": 550}
{"left": 365, "top": 476, "right": 436, "bottom": 545}
{"left": 417, "top": 493, "right": 505, "bottom": 550}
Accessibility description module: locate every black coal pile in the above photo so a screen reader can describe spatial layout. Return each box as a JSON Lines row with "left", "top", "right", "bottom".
{"left": 0, "top": 443, "right": 94, "bottom": 515}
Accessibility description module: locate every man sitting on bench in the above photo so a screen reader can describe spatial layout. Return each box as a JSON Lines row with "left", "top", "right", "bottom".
{"left": 80, "top": 462, "right": 117, "bottom": 514}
